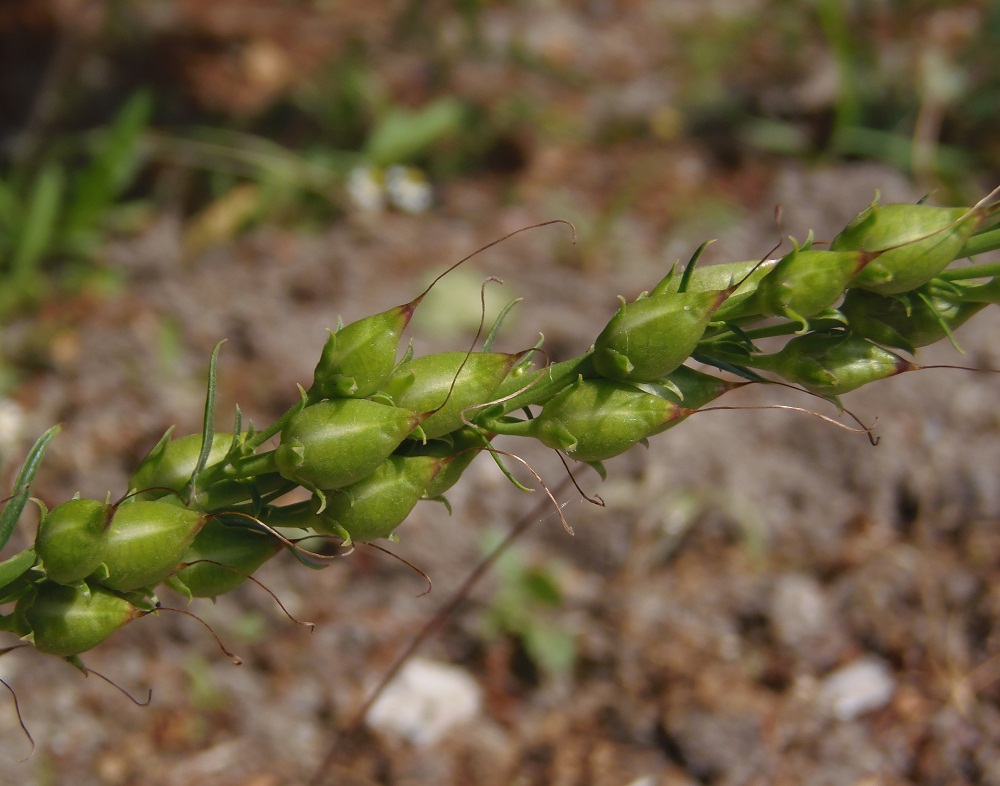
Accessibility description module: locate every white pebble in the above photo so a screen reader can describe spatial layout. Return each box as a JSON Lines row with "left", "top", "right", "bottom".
{"left": 365, "top": 658, "right": 482, "bottom": 746}
{"left": 820, "top": 655, "right": 896, "bottom": 720}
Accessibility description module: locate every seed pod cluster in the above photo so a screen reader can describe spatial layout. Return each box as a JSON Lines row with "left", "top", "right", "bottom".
{"left": 2, "top": 190, "right": 997, "bottom": 662}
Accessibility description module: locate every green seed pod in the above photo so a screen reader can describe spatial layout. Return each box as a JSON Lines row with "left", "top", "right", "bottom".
{"left": 168, "top": 518, "right": 282, "bottom": 599}
{"left": 314, "top": 455, "right": 443, "bottom": 543}
{"left": 755, "top": 246, "right": 869, "bottom": 327}
{"left": 841, "top": 285, "right": 988, "bottom": 352}
{"left": 492, "top": 354, "right": 595, "bottom": 416}
{"left": 660, "top": 365, "right": 748, "bottom": 409}
{"left": 593, "top": 290, "right": 727, "bottom": 382}
{"left": 831, "top": 201, "right": 984, "bottom": 295}
{"left": 485, "top": 378, "right": 690, "bottom": 462}
{"left": 398, "top": 426, "right": 488, "bottom": 498}
{"left": 747, "top": 331, "right": 909, "bottom": 398}
{"left": 15, "top": 581, "right": 144, "bottom": 657}
{"left": 275, "top": 398, "right": 423, "bottom": 491}
{"left": 311, "top": 304, "right": 414, "bottom": 399}
{"left": 35, "top": 498, "right": 113, "bottom": 586}
{"left": 382, "top": 351, "right": 522, "bottom": 439}
{"left": 97, "top": 501, "right": 210, "bottom": 592}
{"left": 129, "top": 432, "right": 234, "bottom": 499}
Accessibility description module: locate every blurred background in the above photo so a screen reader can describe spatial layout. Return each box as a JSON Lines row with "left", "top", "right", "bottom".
{"left": 2, "top": 2, "right": 1000, "bottom": 785}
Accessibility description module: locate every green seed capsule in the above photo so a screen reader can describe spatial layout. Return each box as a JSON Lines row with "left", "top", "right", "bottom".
{"left": 97, "top": 501, "right": 210, "bottom": 592}
{"left": 397, "top": 426, "right": 488, "bottom": 498}
{"left": 746, "top": 331, "right": 909, "bottom": 398}
{"left": 16, "top": 581, "right": 144, "bottom": 657}
{"left": 755, "top": 247, "right": 869, "bottom": 327}
{"left": 314, "top": 455, "right": 443, "bottom": 543}
{"left": 841, "top": 284, "right": 988, "bottom": 352}
{"left": 275, "top": 399, "right": 423, "bottom": 491}
{"left": 129, "top": 432, "right": 234, "bottom": 499}
{"left": 490, "top": 354, "right": 597, "bottom": 417}
{"left": 36, "top": 498, "right": 113, "bottom": 586}
{"left": 593, "top": 289, "right": 727, "bottom": 382}
{"left": 660, "top": 365, "right": 748, "bottom": 409}
{"left": 311, "top": 304, "right": 414, "bottom": 399}
{"left": 832, "top": 201, "right": 984, "bottom": 295}
{"left": 168, "top": 518, "right": 282, "bottom": 599}
{"left": 382, "top": 351, "right": 522, "bottom": 439}
{"left": 484, "top": 378, "right": 691, "bottom": 462}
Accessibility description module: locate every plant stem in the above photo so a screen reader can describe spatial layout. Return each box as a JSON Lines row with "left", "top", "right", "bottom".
{"left": 957, "top": 225, "right": 1000, "bottom": 260}
{"left": 215, "top": 450, "right": 280, "bottom": 481}
{"left": 940, "top": 261, "right": 1000, "bottom": 281}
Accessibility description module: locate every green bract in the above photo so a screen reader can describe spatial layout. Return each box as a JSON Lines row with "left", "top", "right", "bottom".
{"left": 311, "top": 304, "right": 414, "bottom": 398}
{"left": 275, "top": 398, "right": 424, "bottom": 491}
{"left": 96, "top": 501, "right": 209, "bottom": 592}
{"left": 15, "top": 581, "right": 145, "bottom": 657}
{"left": 314, "top": 455, "right": 443, "bottom": 544}
{"left": 35, "top": 498, "right": 112, "bottom": 586}
{"left": 382, "top": 351, "right": 522, "bottom": 439}
{"left": 832, "top": 202, "right": 984, "bottom": 295}
{"left": 593, "top": 290, "right": 728, "bottom": 382}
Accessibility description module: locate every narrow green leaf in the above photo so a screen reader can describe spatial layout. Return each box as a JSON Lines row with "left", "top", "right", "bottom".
{"left": 483, "top": 298, "right": 523, "bottom": 353}
{"left": 13, "top": 163, "right": 64, "bottom": 282}
{"left": 189, "top": 341, "right": 225, "bottom": 491}
{"left": 0, "top": 548, "right": 36, "bottom": 601}
{"left": 365, "top": 98, "right": 465, "bottom": 166}
{"left": 672, "top": 239, "right": 715, "bottom": 296}
{"left": 1, "top": 425, "right": 60, "bottom": 551}
{"left": 64, "top": 91, "right": 152, "bottom": 236}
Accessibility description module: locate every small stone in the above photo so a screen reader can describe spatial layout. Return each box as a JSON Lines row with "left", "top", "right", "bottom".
{"left": 770, "top": 572, "right": 847, "bottom": 668}
{"left": 365, "top": 658, "right": 482, "bottom": 747}
{"left": 771, "top": 572, "right": 831, "bottom": 646}
{"left": 819, "top": 655, "right": 896, "bottom": 720}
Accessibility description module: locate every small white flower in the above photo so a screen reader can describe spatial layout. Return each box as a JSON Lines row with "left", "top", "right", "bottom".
{"left": 346, "top": 165, "right": 386, "bottom": 213}
{"left": 385, "top": 165, "right": 433, "bottom": 214}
